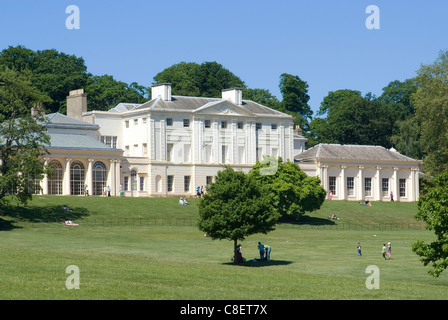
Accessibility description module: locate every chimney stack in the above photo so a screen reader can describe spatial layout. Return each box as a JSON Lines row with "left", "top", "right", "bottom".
{"left": 151, "top": 83, "right": 172, "bottom": 101}
{"left": 67, "top": 89, "right": 87, "bottom": 120}
{"left": 31, "top": 104, "right": 44, "bottom": 117}
{"left": 222, "top": 88, "right": 243, "bottom": 105}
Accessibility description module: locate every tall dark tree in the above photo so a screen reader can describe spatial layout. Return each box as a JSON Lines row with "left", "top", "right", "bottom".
{"left": 310, "top": 89, "right": 398, "bottom": 147}
{"left": 84, "top": 75, "right": 149, "bottom": 112}
{"left": 0, "top": 68, "right": 51, "bottom": 205}
{"left": 0, "top": 45, "right": 149, "bottom": 114}
{"left": 0, "top": 46, "right": 89, "bottom": 113}
{"left": 413, "top": 172, "right": 448, "bottom": 277}
{"left": 279, "top": 73, "right": 313, "bottom": 131}
{"left": 153, "top": 61, "right": 246, "bottom": 98}
{"left": 242, "top": 88, "right": 280, "bottom": 110}
{"left": 413, "top": 50, "right": 448, "bottom": 176}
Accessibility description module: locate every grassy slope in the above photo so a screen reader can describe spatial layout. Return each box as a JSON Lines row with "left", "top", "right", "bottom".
{"left": 0, "top": 196, "right": 446, "bottom": 300}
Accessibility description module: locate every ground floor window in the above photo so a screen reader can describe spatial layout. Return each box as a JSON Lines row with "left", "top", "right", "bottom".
{"left": 329, "top": 176, "right": 336, "bottom": 195}
{"left": 124, "top": 177, "right": 129, "bottom": 191}
{"left": 92, "top": 161, "right": 107, "bottom": 196}
{"left": 48, "top": 160, "right": 63, "bottom": 195}
{"left": 347, "top": 177, "right": 354, "bottom": 196}
{"left": 28, "top": 179, "right": 41, "bottom": 194}
{"left": 399, "top": 178, "right": 406, "bottom": 197}
{"left": 131, "top": 170, "right": 137, "bottom": 191}
{"left": 365, "top": 177, "right": 372, "bottom": 197}
{"left": 206, "top": 176, "right": 213, "bottom": 188}
{"left": 140, "top": 176, "right": 144, "bottom": 191}
{"left": 382, "top": 178, "right": 389, "bottom": 197}
{"left": 70, "top": 161, "right": 85, "bottom": 195}
{"left": 184, "top": 176, "right": 191, "bottom": 192}
{"left": 167, "top": 175, "right": 174, "bottom": 192}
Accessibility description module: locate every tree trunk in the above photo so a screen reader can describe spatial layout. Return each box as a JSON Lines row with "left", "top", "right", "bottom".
{"left": 233, "top": 239, "right": 238, "bottom": 263}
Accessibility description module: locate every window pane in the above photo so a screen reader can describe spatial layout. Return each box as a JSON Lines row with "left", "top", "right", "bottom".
{"left": 329, "top": 176, "right": 336, "bottom": 195}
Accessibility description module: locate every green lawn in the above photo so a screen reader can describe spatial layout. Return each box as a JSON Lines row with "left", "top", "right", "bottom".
{"left": 0, "top": 196, "right": 447, "bottom": 300}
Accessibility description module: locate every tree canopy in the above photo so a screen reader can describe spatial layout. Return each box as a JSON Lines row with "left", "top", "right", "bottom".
{"left": 0, "top": 68, "right": 51, "bottom": 205}
{"left": 413, "top": 50, "right": 448, "bottom": 176}
{"left": 250, "top": 157, "right": 326, "bottom": 219}
{"left": 198, "top": 166, "right": 279, "bottom": 262}
{"left": 310, "top": 89, "right": 399, "bottom": 148}
{"left": 412, "top": 172, "right": 448, "bottom": 277}
{"left": 153, "top": 61, "right": 247, "bottom": 98}
{"left": 0, "top": 45, "right": 149, "bottom": 113}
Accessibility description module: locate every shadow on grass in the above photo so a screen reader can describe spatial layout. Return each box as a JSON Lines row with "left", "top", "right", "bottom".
{"left": 0, "top": 204, "right": 90, "bottom": 231}
{"left": 279, "top": 215, "right": 337, "bottom": 226}
{"left": 222, "top": 260, "right": 293, "bottom": 267}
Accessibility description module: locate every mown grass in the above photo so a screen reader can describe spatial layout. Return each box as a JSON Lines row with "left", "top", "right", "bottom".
{"left": 0, "top": 196, "right": 447, "bottom": 300}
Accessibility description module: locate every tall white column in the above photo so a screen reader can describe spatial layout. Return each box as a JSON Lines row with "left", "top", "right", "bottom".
{"left": 340, "top": 166, "right": 346, "bottom": 200}
{"left": 358, "top": 166, "right": 364, "bottom": 201}
{"left": 213, "top": 119, "right": 219, "bottom": 163}
{"left": 64, "top": 158, "right": 72, "bottom": 195}
{"left": 322, "top": 165, "right": 328, "bottom": 194}
{"left": 109, "top": 159, "right": 116, "bottom": 196}
{"left": 86, "top": 158, "right": 94, "bottom": 196}
{"left": 393, "top": 167, "right": 399, "bottom": 201}
{"left": 116, "top": 160, "right": 121, "bottom": 196}
{"left": 42, "top": 158, "right": 49, "bottom": 195}
{"left": 375, "top": 167, "right": 382, "bottom": 201}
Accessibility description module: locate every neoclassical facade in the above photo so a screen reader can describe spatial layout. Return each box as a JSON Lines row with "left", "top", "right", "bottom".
{"left": 37, "top": 87, "right": 421, "bottom": 202}
{"left": 295, "top": 144, "right": 421, "bottom": 202}
{"left": 41, "top": 112, "right": 122, "bottom": 196}
{"left": 39, "top": 85, "right": 302, "bottom": 197}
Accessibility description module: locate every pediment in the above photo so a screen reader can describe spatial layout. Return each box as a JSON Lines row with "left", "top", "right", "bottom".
{"left": 194, "top": 101, "right": 255, "bottom": 117}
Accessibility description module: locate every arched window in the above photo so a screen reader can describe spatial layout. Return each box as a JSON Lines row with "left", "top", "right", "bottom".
{"left": 70, "top": 161, "right": 85, "bottom": 195}
{"left": 92, "top": 161, "right": 107, "bottom": 196}
{"left": 131, "top": 170, "right": 137, "bottom": 191}
{"left": 48, "top": 160, "right": 63, "bottom": 195}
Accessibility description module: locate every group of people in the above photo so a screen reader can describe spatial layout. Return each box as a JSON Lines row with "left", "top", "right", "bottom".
{"left": 356, "top": 242, "right": 392, "bottom": 260}
{"left": 196, "top": 186, "right": 205, "bottom": 198}
{"left": 258, "top": 242, "right": 271, "bottom": 261}
{"left": 103, "top": 185, "right": 111, "bottom": 197}
{"left": 179, "top": 197, "right": 190, "bottom": 205}
{"left": 232, "top": 242, "right": 273, "bottom": 263}
{"left": 382, "top": 242, "right": 392, "bottom": 260}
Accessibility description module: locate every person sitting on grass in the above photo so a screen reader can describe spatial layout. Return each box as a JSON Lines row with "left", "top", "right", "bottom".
{"left": 64, "top": 220, "right": 79, "bottom": 226}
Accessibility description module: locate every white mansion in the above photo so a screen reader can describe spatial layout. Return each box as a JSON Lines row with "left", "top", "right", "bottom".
{"left": 41, "top": 84, "right": 303, "bottom": 197}
{"left": 37, "top": 83, "right": 421, "bottom": 201}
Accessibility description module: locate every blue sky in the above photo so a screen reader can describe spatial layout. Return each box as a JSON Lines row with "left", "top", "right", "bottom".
{"left": 0, "top": 0, "right": 447, "bottom": 114}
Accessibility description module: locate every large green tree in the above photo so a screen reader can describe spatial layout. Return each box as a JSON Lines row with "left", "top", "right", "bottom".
{"left": 198, "top": 166, "right": 279, "bottom": 263}
{"left": 413, "top": 50, "right": 448, "bottom": 176}
{"left": 0, "top": 46, "right": 89, "bottom": 113}
{"left": 378, "top": 79, "right": 423, "bottom": 159}
{"left": 310, "top": 89, "right": 398, "bottom": 148}
{"left": 0, "top": 68, "right": 51, "bottom": 205}
{"left": 278, "top": 73, "right": 313, "bottom": 132}
{"left": 153, "top": 61, "right": 247, "bottom": 98}
{"left": 249, "top": 157, "right": 326, "bottom": 219}
{"left": 84, "top": 75, "right": 149, "bottom": 111}
{"left": 0, "top": 45, "right": 149, "bottom": 113}
{"left": 412, "top": 172, "right": 448, "bottom": 277}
